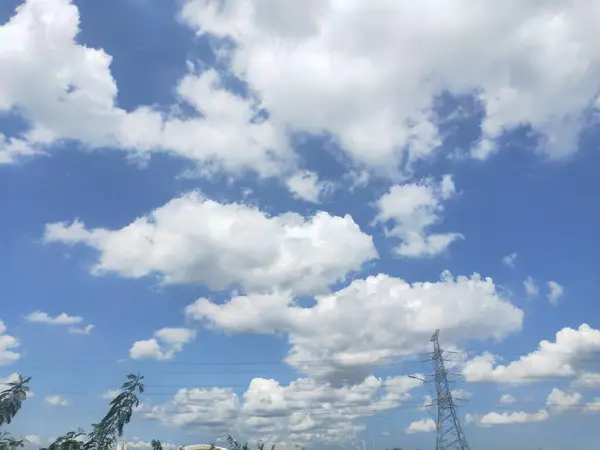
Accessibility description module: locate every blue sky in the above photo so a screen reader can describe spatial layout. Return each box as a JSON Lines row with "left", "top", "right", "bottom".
{"left": 1, "top": 1, "right": 600, "bottom": 449}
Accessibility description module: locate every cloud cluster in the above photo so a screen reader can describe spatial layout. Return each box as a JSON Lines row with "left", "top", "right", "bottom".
{"left": 25, "top": 310, "right": 94, "bottom": 334}
{"left": 463, "top": 324, "right": 600, "bottom": 383}
{"left": 140, "top": 375, "right": 422, "bottom": 443}
{"left": 187, "top": 271, "right": 522, "bottom": 383}
{"left": 181, "top": 0, "right": 600, "bottom": 171}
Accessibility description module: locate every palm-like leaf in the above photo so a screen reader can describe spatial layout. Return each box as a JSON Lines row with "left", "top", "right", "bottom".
{"left": 150, "top": 440, "right": 162, "bottom": 450}
{"left": 85, "top": 373, "right": 144, "bottom": 450}
{"left": 0, "top": 375, "right": 31, "bottom": 426}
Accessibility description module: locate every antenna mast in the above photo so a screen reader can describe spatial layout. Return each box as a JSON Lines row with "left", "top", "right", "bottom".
{"left": 430, "top": 329, "right": 471, "bottom": 450}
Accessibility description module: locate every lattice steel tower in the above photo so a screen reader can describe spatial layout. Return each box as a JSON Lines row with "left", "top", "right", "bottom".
{"left": 430, "top": 329, "right": 471, "bottom": 450}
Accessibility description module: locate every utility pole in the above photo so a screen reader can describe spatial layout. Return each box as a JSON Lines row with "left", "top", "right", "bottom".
{"left": 430, "top": 329, "right": 471, "bottom": 450}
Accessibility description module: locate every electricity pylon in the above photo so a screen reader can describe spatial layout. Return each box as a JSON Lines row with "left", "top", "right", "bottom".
{"left": 430, "top": 329, "right": 471, "bottom": 450}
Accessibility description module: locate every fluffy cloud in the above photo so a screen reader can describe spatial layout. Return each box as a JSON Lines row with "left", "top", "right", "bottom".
{"left": 130, "top": 328, "right": 196, "bottom": 361}
{"left": 285, "top": 171, "right": 333, "bottom": 203}
{"left": 44, "top": 192, "right": 376, "bottom": 295}
{"left": 374, "top": 176, "right": 462, "bottom": 258}
{"left": 0, "top": 0, "right": 294, "bottom": 178}
{"left": 101, "top": 389, "right": 120, "bottom": 400}
{"left": 25, "top": 311, "right": 83, "bottom": 325}
{"left": 0, "top": 320, "right": 20, "bottom": 366}
{"left": 140, "top": 375, "right": 422, "bottom": 443}
{"left": 477, "top": 410, "right": 549, "bottom": 426}
{"left": 502, "top": 252, "right": 517, "bottom": 268}
{"left": 187, "top": 271, "right": 522, "bottom": 383}
{"left": 547, "top": 281, "right": 564, "bottom": 305}
{"left": 405, "top": 418, "right": 436, "bottom": 434}
{"left": 44, "top": 395, "right": 68, "bottom": 406}
{"left": 25, "top": 311, "right": 94, "bottom": 334}
{"left": 499, "top": 394, "right": 517, "bottom": 404}
{"left": 546, "top": 388, "right": 582, "bottom": 413}
{"left": 463, "top": 324, "right": 600, "bottom": 383}
{"left": 523, "top": 276, "right": 539, "bottom": 297}
{"left": 181, "top": 0, "right": 600, "bottom": 172}
{"left": 124, "top": 441, "right": 178, "bottom": 450}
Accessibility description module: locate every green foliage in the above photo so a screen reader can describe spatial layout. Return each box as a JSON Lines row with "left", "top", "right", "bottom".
{"left": 0, "top": 432, "right": 28, "bottom": 450}
{"left": 0, "top": 375, "right": 31, "bottom": 427}
{"left": 151, "top": 440, "right": 162, "bottom": 450}
{"left": 44, "top": 373, "right": 145, "bottom": 450}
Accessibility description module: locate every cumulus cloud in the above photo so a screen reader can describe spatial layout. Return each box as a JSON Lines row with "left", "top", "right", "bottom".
{"left": 140, "top": 375, "right": 422, "bottom": 444}
{"left": 405, "top": 418, "right": 436, "bottom": 434}
{"left": 546, "top": 388, "right": 582, "bottom": 413}
{"left": 523, "top": 276, "right": 539, "bottom": 297}
{"left": 0, "top": 0, "right": 293, "bottom": 178}
{"left": 25, "top": 311, "right": 83, "bottom": 325}
{"left": 547, "top": 281, "right": 564, "bottom": 305}
{"left": 499, "top": 394, "right": 517, "bottom": 404}
{"left": 502, "top": 253, "right": 517, "bottom": 268}
{"left": 477, "top": 410, "right": 549, "bottom": 426}
{"left": 187, "top": 271, "right": 522, "bottom": 383}
{"left": 463, "top": 324, "right": 600, "bottom": 383}
{"left": 130, "top": 328, "right": 196, "bottom": 361}
{"left": 0, "top": 320, "right": 20, "bottom": 366}
{"left": 573, "top": 372, "right": 600, "bottom": 388}
{"left": 181, "top": 0, "right": 600, "bottom": 172}
{"left": 374, "top": 175, "right": 463, "bottom": 258}
{"left": 44, "top": 395, "right": 68, "bottom": 406}
{"left": 285, "top": 171, "right": 333, "bottom": 203}
{"left": 44, "top": 192, "right": 377, "bottom": 295}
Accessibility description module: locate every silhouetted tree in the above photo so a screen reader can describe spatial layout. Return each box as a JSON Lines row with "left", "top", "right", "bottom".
{"left": 151, "top": 440, "right": 163, "bottom": 450}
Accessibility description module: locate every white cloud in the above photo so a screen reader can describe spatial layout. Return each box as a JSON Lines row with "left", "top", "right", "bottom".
{"left": 0, "top": 373, "right": 20, "bottom": 391}
{"left": 451, "top": 388, "right": 472, "bottom": 400}
{"left": 523, "top": 276, "right": 539, "bottom": 297}
{"left": 25, "top": 310, "right": 83, "bottom": 325}
{"left": 181, "top": 0, "right": 600, "bottom": 172}
{"left": 499, "top": 394, "right": 517, "bottom": 404}
{"left": 547, "top": 280, "right": 564, "bottom": 305}
{"left": 502, "top": 252, "right": 517, "bottom": 268}
{"left": 24, "top": 435, "right": 42, "bottom": 447}
{"left": 573, "top": 372, "right": 600, "bottom": 388}
{"left": 101, "top": 389, "right": 120, "bottom": 400}
{"left": 546, "top": 388, "right": 582, "bottom": 413}
{"left": 374, "top": 175, "right": 463, "bottom": 258}
{"left": 405, "top": 418, "right": 436, "bottom": 434}
{"left": 0, "top": 320, "right": 20, "bottom": 366}
{"left": 44, "top": 192, "right": 377, "bottom": 295}
{"left": 130, "top": 328, "right": 196, "bottom": 361}
{"left": 0, "top": 0, "right": 293, "bottom": 179}
{"left": 477, "top": 409, "right": 549, "bottom": 426}
{"left": 68, "top": 324, "right": 94, "bottom": 335}
{"left": 463, "top": 324, "right": 600, "bottom": 383}
{"left": 44, "top": 395, "right": 68, "bottom": 406}
{"left": 187, "top": 271, "right": 522, "bottom": 383}
{"left": 285, "top": 171, "right": 333, "bottom": 203}
{"left": 140, "top": 374, "right": 422, "bottom": 444}
{"left": 124, "top": 441, "right": 178, "bottom": 450}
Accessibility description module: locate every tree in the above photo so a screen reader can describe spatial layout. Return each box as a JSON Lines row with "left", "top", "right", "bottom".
{"left": 0, "top": 432, "right": 28, "bottom": 450}
{"left": 151, "top": 440, "right": 162, "bottom": 450}
{"left": 43, "top": 373, "right": 145, "bottom": 450}
{"left": 0, "top": 375, "right": 31, "bottom": 427}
